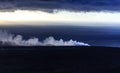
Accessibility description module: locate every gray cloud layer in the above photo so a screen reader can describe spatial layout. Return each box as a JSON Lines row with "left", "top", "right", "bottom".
{"left": 0, "top": 30, "right": 90, "bottom": 46}
{"left": 0, "top": 0, "right": 120, "bottom": 12}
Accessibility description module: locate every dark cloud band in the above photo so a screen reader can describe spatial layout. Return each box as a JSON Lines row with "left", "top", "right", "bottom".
{"left": 0, "top": 0, "right": 120, "bottom": 12}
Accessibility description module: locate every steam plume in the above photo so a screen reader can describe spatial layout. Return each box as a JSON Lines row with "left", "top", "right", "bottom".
{"left": 0, "top": 30, "right": 90, "bottom": 46}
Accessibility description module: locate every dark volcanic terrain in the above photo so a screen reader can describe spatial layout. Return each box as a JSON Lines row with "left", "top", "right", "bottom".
{"left": 0, "top": 46, "right": 119, "bottom": 73}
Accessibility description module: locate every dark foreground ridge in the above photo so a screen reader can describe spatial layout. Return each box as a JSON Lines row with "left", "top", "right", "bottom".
{"left": 0, "top": 46, "right": 120, "bottom": 73}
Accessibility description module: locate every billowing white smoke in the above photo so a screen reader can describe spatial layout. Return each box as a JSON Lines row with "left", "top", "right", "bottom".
{"left": 0, "top": 30, "right": 90, "bottom": 46}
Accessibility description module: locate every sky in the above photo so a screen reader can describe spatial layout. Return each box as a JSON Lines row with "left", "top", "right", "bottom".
{"left": 0, "top": 0, "right": 120, "bottom": 26}
{"left": 0, "top": 0, "right": 120, "bottom": 46}
{"left": 0, "top": 10, "right": 120, "bottom": 26}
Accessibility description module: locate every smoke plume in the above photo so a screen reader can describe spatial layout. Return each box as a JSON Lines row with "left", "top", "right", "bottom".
{"left": 0, "top": 30, "right": 90, "bottom": 46}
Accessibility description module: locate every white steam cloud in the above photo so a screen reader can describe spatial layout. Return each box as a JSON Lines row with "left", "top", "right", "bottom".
{"left": 0, "top": 30, "right": 90, "bottom": 46}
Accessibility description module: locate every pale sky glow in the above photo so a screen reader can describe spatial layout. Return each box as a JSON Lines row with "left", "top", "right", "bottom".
{"left": 0, "top": 10, "right": 120, "bottom": 26}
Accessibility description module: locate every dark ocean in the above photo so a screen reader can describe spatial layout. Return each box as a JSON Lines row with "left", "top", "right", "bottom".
{"left": 0, "top": 25, "right": 120, "bottom": 47}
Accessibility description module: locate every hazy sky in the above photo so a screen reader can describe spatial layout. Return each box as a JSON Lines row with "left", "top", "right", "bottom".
{"left": 0, "top": 10, "right": 120, "bottom": 26}
{"left": 0, "top": 0, "right": 120, "bottom": 47}
{"left": 0, "top": 0, "right": 120, "bottom": 26}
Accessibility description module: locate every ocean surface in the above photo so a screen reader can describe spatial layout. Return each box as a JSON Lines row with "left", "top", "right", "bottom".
{"left": 0, "top": 25, "right": 120, "bottom": 47}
